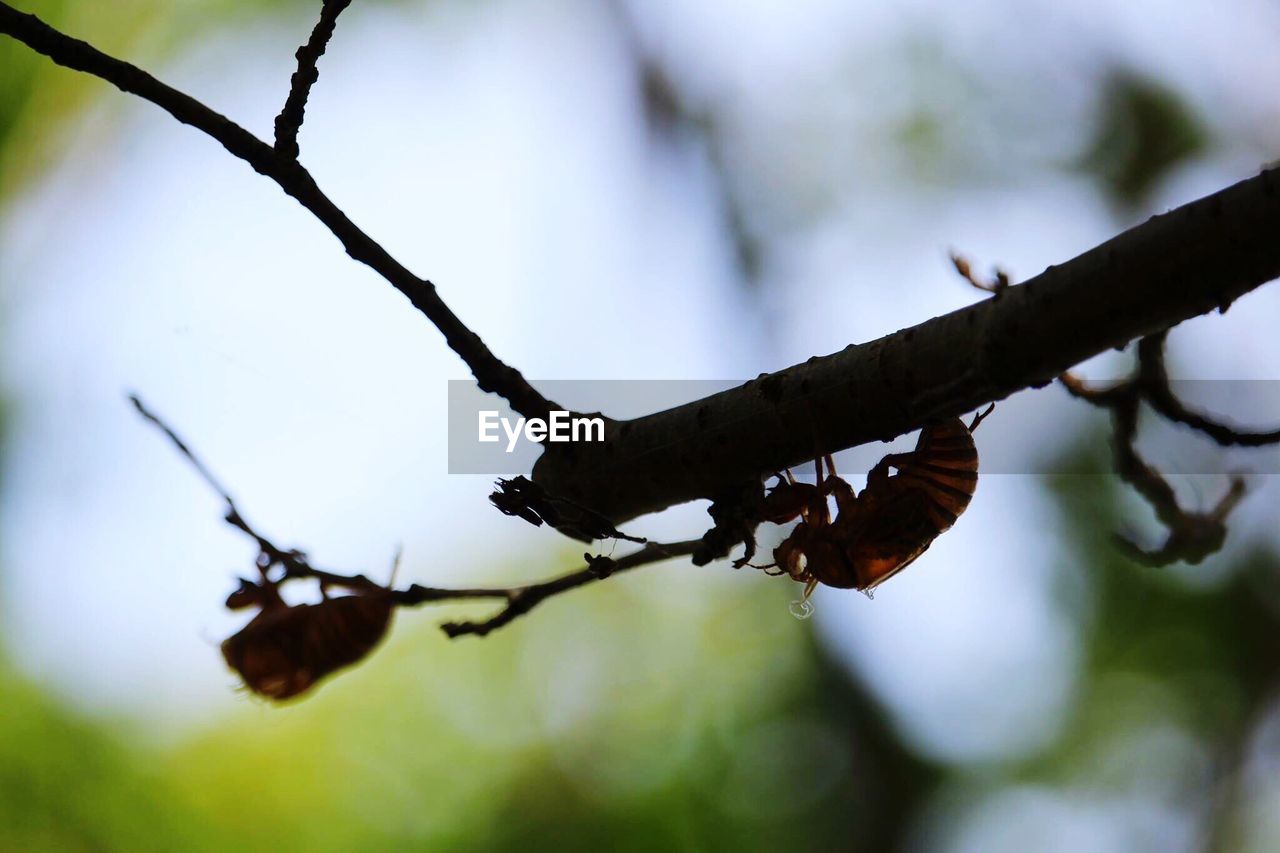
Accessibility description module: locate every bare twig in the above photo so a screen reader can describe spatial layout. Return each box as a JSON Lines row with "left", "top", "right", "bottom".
{"left": 0, "top": 3, "right": 555, "bottom": 420}
{"left": 131, "top": 393, "right": 696, "bottom": 637}
{"left": 440, "top": 539, "right": 702, "bottom": 638}
{"left": 128, "top": 393, "right": 284, "bottom": 557}
{"left": 1060, "top": 329, "right": 1279, "bottom": 565}
{"left": 131, "top": 393, "right": 497, "bottom": 593}
{"left": 1136, "top": 333, "right": 1280, "bottom": 447}
{"left": 274, "top": 0, "right": 354, "bottom": 159}
{"left": 950, "top": 250, "right": 1010, "bottom": 295}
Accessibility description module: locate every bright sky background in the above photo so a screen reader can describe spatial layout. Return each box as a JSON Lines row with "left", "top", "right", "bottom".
{"left": 2, "top": 2, "right": 1280, "bottom": 846}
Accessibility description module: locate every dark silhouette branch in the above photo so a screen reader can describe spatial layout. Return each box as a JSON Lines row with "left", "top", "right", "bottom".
{"left": 439, "top": 539, "right": 702, "bottom": 638}
{"left": 1135, "top": 334, "right": 1280, "bottom": 447}
{"left": 0, "top": 2, "right": 555, "bottom": 420}
{"left": 1060, "top": 329, "right": 1276, "bottom": 565}
{"left": 128, "top": 393, "right": 278, "bottom": 556}
{"left": 131, "top": 393, "right": 697, "bottom": 638}
{"left": 950, "top": 251, "right": 1010, "bottom": 295}
{"left": 489, "top": 475, "right": 647, "bottom": 544}
{"left": 274, "top": 0, "right": 354, "bottom": 159}
{"left": 533, "top": 166, "right": 1280, "bottom": 523}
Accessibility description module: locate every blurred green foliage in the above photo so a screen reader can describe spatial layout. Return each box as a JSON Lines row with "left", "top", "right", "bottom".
{"left": 0, "top": 0, "right": 354, "bottom": 197}
{"left": 2, "top": 439, "right": 1276, "bottom": 850}
{"left": 1079, "top": 69, "right": 1210, "bottom": 210}
{"left": 0, "top": 571, "right": 932, "bottom": 851}
{"left": 0, "top": 666, "right": 223, "bottom": 850}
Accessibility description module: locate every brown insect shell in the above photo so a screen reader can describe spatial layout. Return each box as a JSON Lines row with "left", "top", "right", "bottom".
{"left": 780, "top": 414, "right": 983, "bottom": 593}
{"left": 220, "top": 589, "right": 396, "bottom": 702}
{"left": 224, "top": 576, "right": 277, "bottom": 610}
{"left": 760, "top": 480, "right": 818, "bottom": 525}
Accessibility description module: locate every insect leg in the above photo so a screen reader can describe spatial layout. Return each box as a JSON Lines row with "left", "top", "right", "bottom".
{"left": 387, "top": 545, "right": 403, "bottom": 586}
{"left": 969, "top": 403, "right": 996, "bottom": 431}
{"left": 867, "top": 453, "right": 914, "bottom": 487}
{"left": 819, "top": 454, "right": 858, "bottom": 511}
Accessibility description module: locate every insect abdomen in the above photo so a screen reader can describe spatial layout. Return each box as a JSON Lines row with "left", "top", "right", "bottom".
{"left": 221, "top": 595, "right": 394, "bottom": 701}
{"left": 825, "top": 416, "right": 982, "bottom": 591}
{"left": 893, "top": 417, "right": 980, "bottom": 531}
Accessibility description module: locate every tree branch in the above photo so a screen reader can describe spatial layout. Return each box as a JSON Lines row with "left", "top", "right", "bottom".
{"left": 1136, "top": 333, "right": 1280, "bottom": 447}
{"left": 274, "top": 0, "right": 353, "bottom": 159}
{"left": 1060, "top": 328, "right": 1276, "bottom": 565}
{"left": 132, "top": 393, "right": 698, "bottom": 638}
{"left": 439, "top": 539, "right": 702, "bottom": 638}
{"left": 0, "top": 2, "right": 555, "bottom": 420}
{"left": 533, "top": 165, "right": 1280, "bottom": 522}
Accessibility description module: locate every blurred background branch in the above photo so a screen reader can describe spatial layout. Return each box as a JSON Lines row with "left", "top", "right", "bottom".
{"left": 1061, "top": 329, "right": 1280, "bottom": 566}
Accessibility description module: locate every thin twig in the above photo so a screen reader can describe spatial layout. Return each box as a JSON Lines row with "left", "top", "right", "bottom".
{"left": 0, "top": 3, "right": 554, "bottom": 420}
{"left": 1136, "top": 332, "right": 1280, "bottom": 447}
{"left": 949, "top": 250, "right": 1010, "bottom": 295}
{"left": 128, "top": 393, "right": 281, "bottom": 554}
{"left": 132, "top": 392, "right": 486, "bottom": 593}
{"left": 131, "top": 393, "right": 696, "bottom": 637}
{"left": 440, "top": 539, "right": 702, "bottom": 638}
{"left": 129, "top": 394, "right": 236, "bottom": 509}
{"left": 1060, "top": 329, "right": 1278, "bottom": 565}
{"left": 274, "top": 0, "right": 354, "bottom": 159}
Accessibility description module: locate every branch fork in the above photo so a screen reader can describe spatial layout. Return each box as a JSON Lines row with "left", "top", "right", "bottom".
{"left": 1061, "top": 330, "right": 1279, "bottom": 565}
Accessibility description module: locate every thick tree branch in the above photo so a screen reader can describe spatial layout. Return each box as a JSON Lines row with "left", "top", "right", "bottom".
{"left": 533, "top": 165, "right": 1280, "bottom": 523}
{"left": 0, "top": 2, "right": 555, "bottom": 420}
{"left": 274, "top": 0, "right": 353, "bottom": 159}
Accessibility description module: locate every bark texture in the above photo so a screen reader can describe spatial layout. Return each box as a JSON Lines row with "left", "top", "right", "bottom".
{"left": 534, "top": 165, "right": 1280, "bottom": 522}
